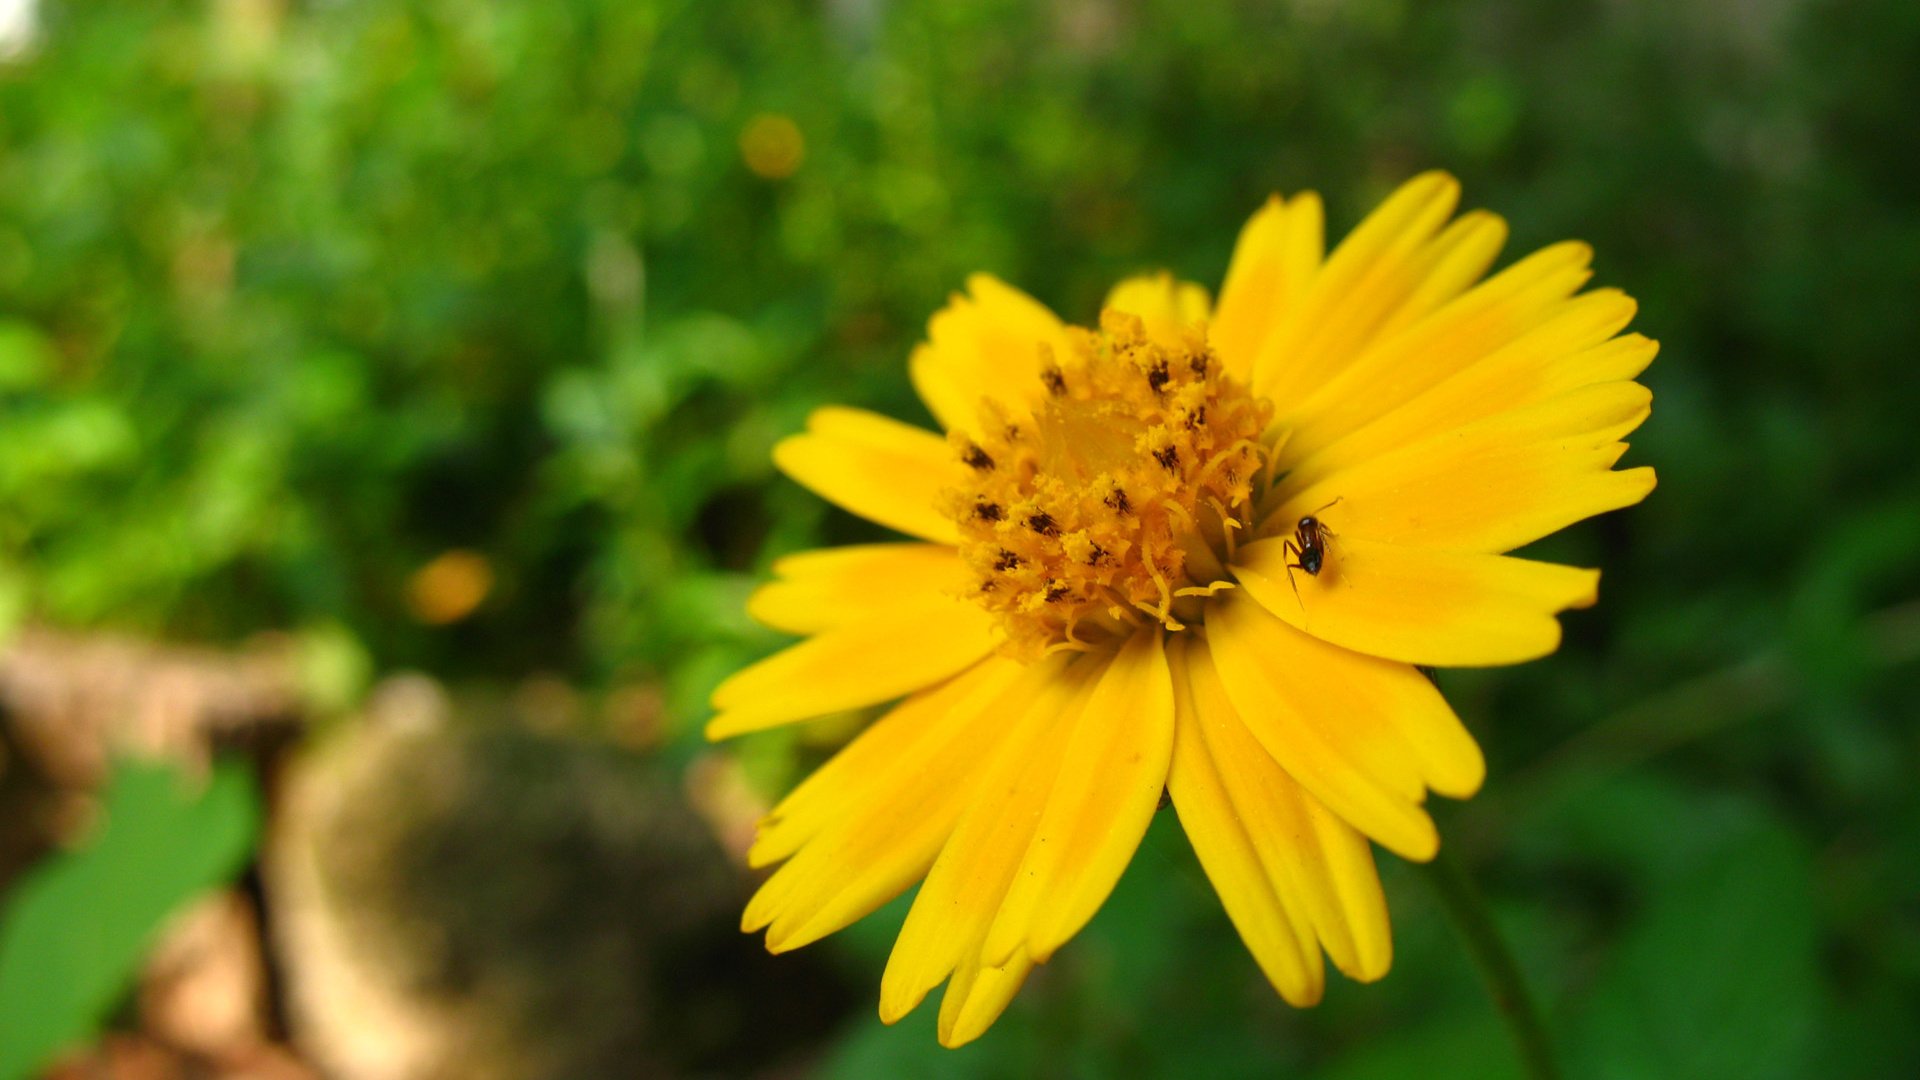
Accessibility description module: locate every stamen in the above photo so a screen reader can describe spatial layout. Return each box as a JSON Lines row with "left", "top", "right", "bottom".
{"left": 1204, "top": 496, "right": 1244, "bottom": 560}
{"left": 1041, "top": 363, "right": 1067, "bottom": 397}
{"left": 1146, "top": 358, "right": 1171, "bottom": 393}
{"left": 1042, "top": 637, "right": 1094, "bottom": 658}
{"left": 1130, "top": 596, "right": 1184, "bottom": 633}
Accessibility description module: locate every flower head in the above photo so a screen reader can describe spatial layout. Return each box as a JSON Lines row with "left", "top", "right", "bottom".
{"left": 710, "top": 171, "right": 1655, "bottom": 1047}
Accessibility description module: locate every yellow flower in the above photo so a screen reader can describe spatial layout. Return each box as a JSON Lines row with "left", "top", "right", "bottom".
{"left": 709, "top": 171, "right": 1655, "bottom": 1047}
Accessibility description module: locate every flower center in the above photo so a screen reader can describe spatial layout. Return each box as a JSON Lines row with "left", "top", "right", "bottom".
{"left": 946, "top": 310, "right": 1273, "bottom": 658}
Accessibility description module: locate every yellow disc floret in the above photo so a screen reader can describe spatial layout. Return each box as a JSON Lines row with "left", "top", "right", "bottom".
{"left": 947, "top": 310, "right": 1273, "bottom": 658}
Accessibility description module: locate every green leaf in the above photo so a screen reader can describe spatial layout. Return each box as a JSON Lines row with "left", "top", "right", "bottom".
{"left": 1568, "top": 819, "right": 1821, "bottom": 1080}
{"left": 818, "top": 996, "right": 1038, "bottom": 1080}
{"left": 0, "top": 759, "right": 261, "bottom": 1080}
{"left": 1318, "top": 1013, "right": 1523, "bottom": 1080}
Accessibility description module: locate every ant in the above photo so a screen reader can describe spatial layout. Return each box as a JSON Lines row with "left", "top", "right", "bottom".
{"left": 1279, "top": 497, "right": 1342, "bottom": 606}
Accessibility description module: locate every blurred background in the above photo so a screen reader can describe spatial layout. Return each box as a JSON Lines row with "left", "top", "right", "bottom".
{"left": 0, "top": 0, "right": 1915, "bottom": 1077}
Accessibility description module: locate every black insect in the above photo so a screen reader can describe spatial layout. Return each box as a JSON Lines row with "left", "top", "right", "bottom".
{"left": 1279, "top": 497, "right": 1343, "bottom": 605}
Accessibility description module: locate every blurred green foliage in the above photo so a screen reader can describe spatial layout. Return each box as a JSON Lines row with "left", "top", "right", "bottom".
{"left": 0, "top": 760, "right": 259, "bottom": 1079}
{"left": 0, "top": 0, "right": 1916, "bottom": 1076}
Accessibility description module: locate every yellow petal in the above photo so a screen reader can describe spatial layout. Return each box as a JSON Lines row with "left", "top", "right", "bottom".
{"left": 1286, "top": 289, "right": 1644, "bottom": 480}
{"left": 1165, "top": 638, "right": 1325, "bottom": 1004}
{"left": 909, "top": 274, "right": 1075, "bottom": 434}
{"left": 707, "top": 599, "right": 999, "bottom": 738}
{"left": 749, "top": 664, "right": 1061, "bottom": 953}
{"left": 1275, "top": 239, "right": 1597, "bottom": 463}
{"left": 1252, "top": 171, "right": 1463, "bottom": 404}
{"left": 1368, "top": 209, "right": 1509, "bottom": 341}
{"left": 747, "top": 543, "right": 969, "bottom": 634}
{"left": 1211, "top": 193, "right": 1325, "bottom": 380}
{"left": 749, "top": 801, "right": 954, "bottom": 952}
{"left": 1235, "top": 535, "right": 1601, "bottom": 667}
{"left": 747, "top": 657, "right": 1031, "bottom": 868}
{"left": 878, "top": 661, "right": 1097, "bottom": 1024}
{"left": 1207, "top": 592, "right": 1484, "bottom": 858}
{"left": 1181, "top": 637, "right": 1395, "bottom": 982}
{"left": 982, "top": 631, "right": 1175, "bottom": 965}
{"left": 936, "top": 945, "right": 1035, "bottom": 1049}
{"left": 773, "top": 406, "right": 962, "bottom": 544}
{"left": 1272, "top": 380, "right": 1656, "bottom": 555}
{"left": 1102, "top": 272, "right": 1212, "bottom": 348}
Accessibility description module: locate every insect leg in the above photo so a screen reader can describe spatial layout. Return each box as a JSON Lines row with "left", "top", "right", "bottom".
{"left": 1280, "top": 538, "right": 1305, "bottom": 609}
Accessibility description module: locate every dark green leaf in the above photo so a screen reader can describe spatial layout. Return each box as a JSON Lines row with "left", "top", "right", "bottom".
{"left": 1568, "top": 820, "right": 1821, "bottom": 1080}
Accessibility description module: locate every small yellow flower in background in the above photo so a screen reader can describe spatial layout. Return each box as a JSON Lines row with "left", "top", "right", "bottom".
{"left": 739, "top": 113, "right": 806, "bottom": 180}
{"left": 405, "top": 549, "right": 494, "bottom": 625}
{"left": 709, "top": 171, "right": 1655, "bottom": 1047}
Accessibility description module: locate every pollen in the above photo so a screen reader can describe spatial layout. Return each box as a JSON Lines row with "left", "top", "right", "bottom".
{"left": 946, "top": 310, "right": 1272, "bottom": 658}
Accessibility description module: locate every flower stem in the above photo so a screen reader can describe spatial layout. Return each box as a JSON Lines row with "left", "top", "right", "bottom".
{"left": 1419, "top": 848, "right": 1561, "bottom": 1080}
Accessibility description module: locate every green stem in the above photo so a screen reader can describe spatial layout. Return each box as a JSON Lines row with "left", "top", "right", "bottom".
{"left": 1419, "top": 848, "right": 1561, "bottom": 1080}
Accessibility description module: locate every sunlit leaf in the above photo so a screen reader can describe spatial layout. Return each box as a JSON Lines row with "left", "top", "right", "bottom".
{"left": 0, "top": 759, "right": 261, "bottom": 1080}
